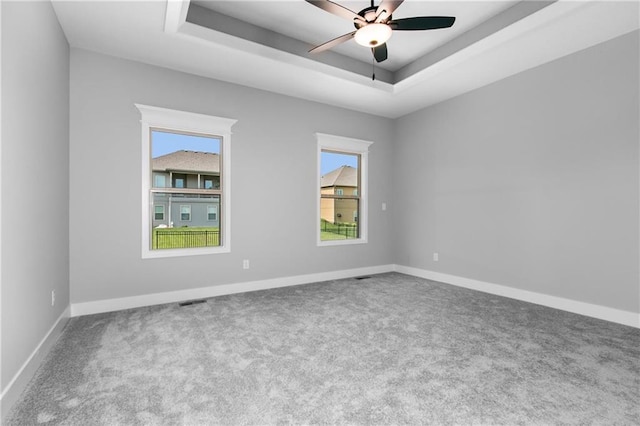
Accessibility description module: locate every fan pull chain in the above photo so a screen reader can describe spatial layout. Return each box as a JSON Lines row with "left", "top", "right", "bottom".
{"left": 372, "top": 58, "right": 376, "bottom": 81}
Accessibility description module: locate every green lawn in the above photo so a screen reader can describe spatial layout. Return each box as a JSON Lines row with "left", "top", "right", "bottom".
{"left": 152, "top": 222, "right": 356, "bottom": 248}
{"left": 320, "top": 219, "right": 358, "bottom": 241}
{"left": 152, "top": 227, "right": 220, "bottom": 249}
{"left": 321, "top": 231, "right": 349, "bottom": 240}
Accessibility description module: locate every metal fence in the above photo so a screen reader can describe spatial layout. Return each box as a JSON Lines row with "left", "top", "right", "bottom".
{"left": 154, "top": 229, "right": 220, "bottom": 249}
{"left": 321, "top": 221, "right": 358, "bottom": 239}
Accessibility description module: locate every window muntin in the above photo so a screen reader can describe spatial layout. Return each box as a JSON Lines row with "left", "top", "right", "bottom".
{"left": 137, "top": 104, "right": 236, "bottom": 258}
{"left": 316, "top": 133, "right": 372, "bottom": 246}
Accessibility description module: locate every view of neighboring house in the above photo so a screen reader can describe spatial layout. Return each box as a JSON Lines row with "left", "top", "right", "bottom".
{"left": 320, "top": 165, "right": 358, "bottom": 224}
{"left": 152, "top": 150, "right": 220, "bottom": 228}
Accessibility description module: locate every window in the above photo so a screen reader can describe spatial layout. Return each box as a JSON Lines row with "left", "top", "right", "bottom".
{"left": 173, "top": 174, "right": 186, "bottom": 188}
{"left": 154, "top": 205, "right": 165, "bottom": 221}
{"left": 207, "top": 205, "right": 218, "bottom": 221}
{"left": 201, "top": 176, "right": 220, "bottom": 189}
{"left": 154, "top": 174, "right": 167, "bottom": 188}
{"left": 136, "top": 104, "right": 236, "bottom": 258}
{"left": 316, "top": 133, "right": 372, "bottom": 246}
{"left": 180, "top": 205, "right": 191, "bottom": 221}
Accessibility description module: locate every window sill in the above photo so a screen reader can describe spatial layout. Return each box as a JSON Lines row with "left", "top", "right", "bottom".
{"left": 318, "top": 238, "right": 368, "bottom": 247}
{"left": 142, "top": 245, "right": 230, "bottom": 259}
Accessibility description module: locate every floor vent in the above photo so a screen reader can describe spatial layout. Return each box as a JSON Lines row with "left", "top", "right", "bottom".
{"left": 178, "top": 299, "right": 206, "bottom": 307}
{"left": 355, "top": 276, "right": 371, "bottom": 280}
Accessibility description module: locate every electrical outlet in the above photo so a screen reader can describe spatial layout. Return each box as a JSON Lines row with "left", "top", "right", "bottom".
{"left": 433, "top": 252, "right": 439, "bottom": 262}
{"left": 51, "top": 290, "right": 55, "bottom": 306}
{"left": 382, "top": 202, "right": 387, "bottom": 211}
{"left": 242, "top": 259, "right": 250, "bottom": 270}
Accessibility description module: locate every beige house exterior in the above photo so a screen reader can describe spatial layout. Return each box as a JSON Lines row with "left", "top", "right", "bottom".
{"left": 320, "top": 165, "right": 359, "bottom": 224}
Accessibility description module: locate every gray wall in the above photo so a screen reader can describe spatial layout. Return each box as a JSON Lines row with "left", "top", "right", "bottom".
{"left": 1, "top": 1, "right": 70, "bottom": 392}
{"left": 0, "top": 5, "right": 636, "bottom": 418}
{"left": 69, "top": 49, "right": 394, "bottom": 303}
{"left": 393, "top": 31, "right": 639, "bottom": 313}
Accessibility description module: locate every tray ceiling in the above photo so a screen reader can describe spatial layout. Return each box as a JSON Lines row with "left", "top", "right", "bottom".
{"left": 52, "top": 0, "right": 640, "bottom": 118}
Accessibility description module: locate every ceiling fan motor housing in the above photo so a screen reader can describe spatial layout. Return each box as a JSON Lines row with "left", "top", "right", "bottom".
{"left": 355, "top": 6, "right": 389, "bottom": 27}
{"left": 353, "top": 5, "right": 392, "bottom": 47}
{"left": 306, "top": 0, "right": 456, "bottom": 63}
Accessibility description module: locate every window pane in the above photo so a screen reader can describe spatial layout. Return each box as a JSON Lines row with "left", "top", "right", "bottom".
{"left": 151, "top": 193, "right": 221, "bottom": 249}
{"left": 150, "top": 130, "right": 222, "bottom": 250}
{"left": 151, "top": 131, "right": 221, "bottom": 190}
{"left": 320, "top": 198, "right": 359, "bottom": 240}
{"left": 320, "top": 151, "right": 359, "bottom": 241}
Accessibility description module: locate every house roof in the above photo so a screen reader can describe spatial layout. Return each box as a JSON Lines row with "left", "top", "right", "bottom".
{"left": 321, "top": 165, "right": 357, "bottom": 188}
{"left": 152, "top": 150, "right": 219, "bottom": 174}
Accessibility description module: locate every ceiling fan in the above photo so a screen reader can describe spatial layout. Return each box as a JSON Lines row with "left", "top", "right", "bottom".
{"left": 305, "top": 0, "right": 456, "bottom": 63}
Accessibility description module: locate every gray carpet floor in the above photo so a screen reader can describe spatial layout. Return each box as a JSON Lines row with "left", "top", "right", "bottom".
{"left": 6, "top": 272, "right": 640, "bottom": 425}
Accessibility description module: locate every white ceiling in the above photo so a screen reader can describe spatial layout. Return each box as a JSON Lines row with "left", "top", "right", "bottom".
{"left": 52, "top": 0, "right": 639, "bottom": 118}
{"left": 192, "top": 0, "right": 519, "bottom": 71}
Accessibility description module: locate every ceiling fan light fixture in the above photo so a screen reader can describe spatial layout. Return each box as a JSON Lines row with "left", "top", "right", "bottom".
{"left": 354, "top": 23, "right": 392, "bottom": 47}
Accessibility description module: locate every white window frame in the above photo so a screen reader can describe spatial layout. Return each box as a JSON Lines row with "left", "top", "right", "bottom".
{"left": 179, "top": 204, "right": 191, "bottom": 222}
{"left": 136, "top": 104, "right": 236, "bottom": 258}
{"left": 154, "top": 204, "right": 165, "bottom": 221}
{"left": 207, "top": 204, "right": 218, "bottom": 222}
{"left": 316, "top": 133, "right": 372, "bottom": 246}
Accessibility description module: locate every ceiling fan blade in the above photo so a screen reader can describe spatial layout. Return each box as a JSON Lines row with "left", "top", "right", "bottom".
{"left": 309, "top": 31, "right": 356, "bottom": 54}
{"left": 389, "top": 16, "right": 455, "bottom": 31}
{"left": 372, "top": 43, "right": 388, "bottom": 63}
{"left": 305, "top": 0, "right": 366, "bottom": 25}
{"left": 375, "top": 0, "right": 404, "bottom": 23}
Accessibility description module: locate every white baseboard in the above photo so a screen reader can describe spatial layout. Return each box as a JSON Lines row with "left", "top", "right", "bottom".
{"left": 70, "top": 264, "right": 395, "bottom": 317}
{"left": 395, "top": 265, "right": 639, "bottom": 328}
{"left": 5, "top": 264, "right": 634, "bottom": 422}
{"left": 0, "top": 306, "right": 70, "bottom": 422}
{"left": 4, "top": 263, "right": 635, "bottom": 423}
{"left": 70, "top": 263, "right": 639, "bottom": 328}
